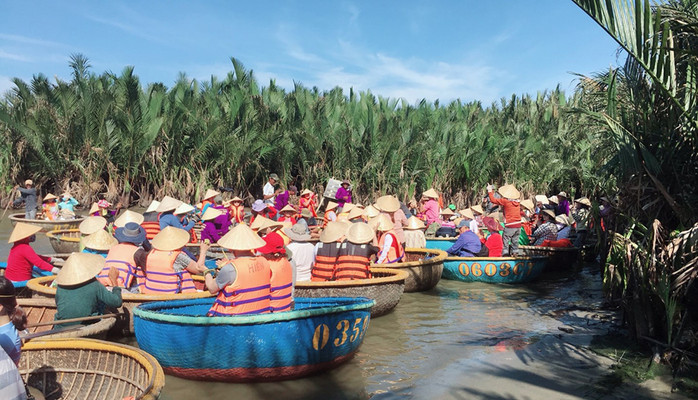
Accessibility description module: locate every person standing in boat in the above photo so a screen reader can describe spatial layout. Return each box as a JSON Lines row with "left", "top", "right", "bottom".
{"left": 97, "top": 222, "right": 149, "bottom": 293}
{"left": 13, "top": 179, "right": 37, "bottom": 220}
{"left": 263, "top": 173, "right": 281, "bottom": 206}
{"left": 284, "top": 220, "right": 315, "bottom": 282}
{"left": 335, "top": 222, "right": 379, "bottom": 280}
{"left": 58, "top": 192, "right": 79, "bottom": 213}
{"left": 487, "top": 184, "right": 522, "bottom": 256}
{"left": 532, "top": 210, "right": 558, "bottom": 246}
{"left": 334, "top": 180, "right": 353, "bottom": 211}
{"left": 258, "top": 232, "right": 294, "bottom": 312}
{"left": 571, "top": 197, "right": 592, "bottom": 248}
{"left": 205, "top": 224, "right": 271, "bottom": 316}
{"left": 375, "top": 214, "right": 405, "bottom": 264}
{"left": 446, "top": 220, "right": 482, "bottom": 257}
{"left": 5, "top": 223, "right": 58, "bottom": 283}
{"left": 298, "top": 189, "right": 318, "bottom": 218}
{"left": 311, "top": 221, "right": 348, "bottom": 281}
{"left": 41, "top": 193, "right": 59, "bottom": 221}
{"left": 54, "top": 253, "right": 122, "bottom": 327}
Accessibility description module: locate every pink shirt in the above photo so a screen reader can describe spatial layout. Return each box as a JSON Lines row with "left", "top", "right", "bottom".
{"left": 424, "top": 199, "right": 440, "bottom": 225}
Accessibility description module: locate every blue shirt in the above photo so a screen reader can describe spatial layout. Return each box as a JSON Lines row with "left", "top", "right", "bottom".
{"left": 58, "top": 198, "right": 79, "bottom": 212}
{"left": 446, "top": 230, "right": 482, "bottom": 257}
{"left": 0, "top": 321, "right": 21, "bottom": 365}
{"left": 159, "top": 212, "right": 195, "bottom": 232}
{"left": 557, "top": 225, "right": 571, "bottom": 240}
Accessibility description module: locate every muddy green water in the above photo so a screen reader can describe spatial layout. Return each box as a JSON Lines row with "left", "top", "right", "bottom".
{"left": 0, "top": 214, "right": 602, "bottom": 400}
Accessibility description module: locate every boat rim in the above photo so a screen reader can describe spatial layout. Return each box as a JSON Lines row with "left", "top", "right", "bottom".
{"left": 519, "top": 245, "right": 582, "bottom": 253}
{"left": 45, "top": 228, "right": 81, "bottom": 242}
{"left": 381, "top": 248, "right": 447, "bottom": 268}
{"left": 289, "top": 267, "right": 408, "bottom": 288}
{"left": 444, "top": 255, "right": 549, "bottom": 261}
{"left": 9, "top": 213, "right": 86, "bottom": 224}
{"left": 133, "top": 297, "right": 375, "bottom": 326}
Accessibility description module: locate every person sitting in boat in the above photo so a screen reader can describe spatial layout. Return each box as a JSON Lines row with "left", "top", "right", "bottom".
{"left": 403, "top": 216, "right": 427, "bottom": 248}
{"left": 322, "top": 201, "right": 339, "bottom": 227}
{"left": 335, "top": 222, "right": 379, "bottom": 280}
{"left": 446, "top": 220, "right": 482, "bottom": 257}
{"left": 274, "top": 185, "right": 297, "bottom": 212}
{"left": 55, "top": 253, "right": 122, "bottom": 327}
{"left": 173, "top": 203, "right": 198, "bottom": 242}
{"left": 196, "top": 188, "right": 220, "bottom": 215}
{"left": 81, "top": 229, "right": 117, "bottom": 257}
{"left": 482, "top": 216, "right": 503, "bottom": 257}
{"left": 141, "top": 227, "right": 208, "bottom": 294}
{"left": 335, "top": 180, "right": 353, "bottom": 211}
{"left": 532, "top": 210, "right": 558, "bottom": 246}
{"left": 0, "top": 345, "right": 26, "bottom": 399}
{"left": 226, "top": 196, "right": 245, "bottom": 225}
{"left": 200, "top": 207, "right": 230, "bottom": 243}
{"left": 284, "top": 220, "right": 315, "bottom": 282}
{"left": 5, "top": 223, "right": 59, "bottom": 283}
{"left": 459, "top": 208, "right": 478, "bottom": 235}
{"left": 96, "top": 195, "right": 123, "bottom": 224}
{"left": 13, "top": 179, "right": 37, "bottom": 219}
{"left": 0, "top": 277, "right": 27, "bottom": 366}
{"left": 299, "top": 189, "right": 318, "bottom": 218}
{"left": 77, "top": 216, "right": 107, "bottom": 251}
{"left": 376, "top": 195, "right": 408, "bottom": 248}
{"left": 347, "top": 206, "right": 367, "bottom": 223}
{"left": 420, "top": 188, "right": 440, "bottom": 226}
{"left": 336, "top": 203, "right": 355, "bottom": 222}
{"left": 299, "top": 208, "right": 320, "bottom": 239}
{"left": 555, "top": 191, "right": 571, "bottom": 216}
{"left": 157, "top": 196, "right": 195, "bottom": 233}
{"left": 41, "top": 193, "right": 59, "bottom": 221}
{"left": 277, "top": 205, "right": 298, "bottom": 225}
{"left": 205, "top": 224, "right": 271, "bottom": 316}
{"left": 519, "top": 199, "right": 536, "bottom": 245}
{"left": 250, "top": 199, "right": 278, "bottom": 224}
{"left": 258, "top": 232, "right": 294, "bottom": 312}
{"left": 375, "top": 214, "right": 405, "bottom": 264}
{"left": 141, "top": 200, "right": 161, "bottom": 240}
{"left": 571, "top": 197, "right": 591, "bottom": 248}
{"left": 487, "top": 184, "right": 522, "bottom": 256}
{"left": 435, "top": 208, "right": 456, "bottom": 237}
{"left": 312, "top": 221, "right": 348, "bottom": 281}
{"left": 97, "top": 222, "right": 149, "bottom": 293}
{"left": 57, "top": 191, "right": 78, "bottom": 212}
{"left": 555, "top": 215, "right": 572, "bottom": 240}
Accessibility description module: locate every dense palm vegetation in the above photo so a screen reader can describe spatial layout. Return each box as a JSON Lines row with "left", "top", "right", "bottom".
{"left": 0, "top": 56, "right": 609, "bottom": 207}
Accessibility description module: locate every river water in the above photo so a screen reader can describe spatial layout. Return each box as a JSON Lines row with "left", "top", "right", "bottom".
{"left": 0, "top": 214, "right": 603, "bottom": 400}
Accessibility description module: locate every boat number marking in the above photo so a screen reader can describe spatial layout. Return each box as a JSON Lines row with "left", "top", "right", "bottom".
{"left": 484, "top": 263, "right": 496, "bottom": 277}
{"left": 314, "top": 316, "right": 370, "bottom": 350}
{"left": 499, "top": 263, "right": 511, "bottom": 277}
{"left": 312, "top": 324, "right": 330, "bottom": 350}
{"left": 457, "top": 262, "right": 523, "bottom": 278}
{"left": 334, "top": 320, "right": 350, "bottom": 347}
{"left": 526, "top": 262, "right": 533, "bottom": 276}
{"left": 471, "top": 263, "right": 483, "bottom": 277}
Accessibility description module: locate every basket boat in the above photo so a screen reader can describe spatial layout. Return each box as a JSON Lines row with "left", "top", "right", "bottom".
{"left": 46, "top": 229, "right": 81, "bottom": 253}
{"left": 19, "top": 338, "right": 164, "bottom": 400}
{"left": 519, "top": 245, "right": 582, "bottom": 269}
{"left": 294, "top": 268, "right": 407, "bottom": 317}
{"left": 19, "top": 298, "right": 116, "bottom": 340}
{"left": 375, "top": 248, "right": 447, "bottom": 292}
{"left": 27, "top": 275, "right": 215, "bottom": 334}
{"left": 0, "top": 263, "right": 54, "bottom": 295}
{"left": 133, "top": 297, "right": 374, "bottom": 382}
{"left": 9, "top": 213, "right": 85, "bottom": 232}
{"left": 441, "top": 255, "right": 548, "bottom": 283}
{"left": 425, "top": 237, "right": 457, "bottom": 252}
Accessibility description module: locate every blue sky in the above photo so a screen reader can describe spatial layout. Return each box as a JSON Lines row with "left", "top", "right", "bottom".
{"left": 0, "top": 1, "right": 622, "bottom": 104}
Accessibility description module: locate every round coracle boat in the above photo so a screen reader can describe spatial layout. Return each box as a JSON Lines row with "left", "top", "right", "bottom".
{"left": 425, "top": 237, "right": 457, "bottom": 252}
{"left": 294, "top": 268, "right": 408, "bottom": 317}
{"left": 27, "top": 275, "right": 215, "bottom": 334}
{"left": 441, "top": 255, "right": 548, "bottom": 284}
{"left": 9, "top": 213, "right": 85, "bottom": 232}
{"left": 19, "top": 338, "right": 165, "bottom": 400}
{"left": 133, "top": 297, "right": 374, "bottom": 382}
{"left": 519, "top": 245, "right": 582, "bottom": 269}
{"left": 375, "top": 248, "right": 447, "bottom": 292}
{"left": 46, "top": 228, "right": 81, "bottom": 253}
{"left": 19, "top": 298, "right": 116, "bottom": 340}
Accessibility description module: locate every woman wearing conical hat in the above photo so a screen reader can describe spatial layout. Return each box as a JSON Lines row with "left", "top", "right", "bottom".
{"left": 196, "top": 188, "right": 220, "bottom": 214}
{"left": 298, "top": 189, "right": 318, "bottom": 218}
{"left": 420, "top": 188, "right": 440, "bottom": 226}
{"left": 5, "top": 223, "right": 58, "bottom": 283}
{"left": 81, "top": 229, "right": 118, "bottom": 258}
{"left": 403, "top": 216, "right": 427, "bottom": 248}
{"left": 58, "top": 192, "right": 79, "bottom": 213}
{"left": 322, "top": 201, "right": 339, "bottom": 228}
{"left": 206, "top": 224, "right": 272, "bottom": 316}
{"left": 157, "top": 196, "right": 195, "bottom": 233}
{"left": 200, "top": 207, "right": 231, "bottom": 243}
{"left": 572, "top": 197, "right": 592, "bottom": 248}
{"left": 277, "top": 204, "right": 298, "bottom": 225}
{"left": 487, "top": 183, "right": 522, "bottom": 256}
{"left": 374, "top": 214, "right": 405, "bottom": 264}
{"left": 376, "top": 195, "right": 408, "bottom": 248}
{"left": 226, "top": 196, "right": 246, "bottom": 225}
{"left": 41, "top": 193, "right": 59, "bottom": 221}
{"left": 311, "top": 221, "right": 348, "bottom": 281}
{"left": 335, "top": 222, "right": 380, "bottom": 280}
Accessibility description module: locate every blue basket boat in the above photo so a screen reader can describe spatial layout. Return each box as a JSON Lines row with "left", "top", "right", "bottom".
{"left": 133, "top": 296, "right": 375, "bottom": 382}
{"left": 425, "top": 237, "right": 456, "bottom": 252}
{"left": 442, "top": 256, "right": 548, "bottom": 283}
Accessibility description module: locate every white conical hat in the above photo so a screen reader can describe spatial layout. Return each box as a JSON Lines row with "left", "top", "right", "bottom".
{"left": 422, "top": 188, "right": 439, "bottom": 199}
{"left": 55, "top": 253, "right": 105, "bottom": 286}
{"left": 79, "top": 216, "right": 107, "bottom": 235}
{"left": 498, "top": 184, "right": 520, "bottom": 200}
{"left": 201, "top": 207, "right": 224, "bottom": 221}
{"left": 218, "top": 223, "right": 266, "bottom": 250}
{"left": 113, "top": 210, "right": 144, "bottom": 228}
{"left": 520, "top": 199, "right": 535, "bottom": 212}
{"left": 82, "top": 229, "right": 118, "bottom": 251}
{"left": 151, "top": 226, "right": 190, "bottom": 251}
{"left": 250, "top": 215, "right": 272, "bottom": 231}
{"left": 43, "top": 193, "right": 58, "bottom": 201}
{"left": 320, "top": 221, "right": 349, "bottom": 243}
{"left": 471, "top": 205, "right": 485, "bottom": 215}
{"left": 174, "top": 203, "right": 195, "bottom": 216}
{"left": 156, "top": 196, "right": 182, "bottom": 213}
{"left": 346, "top": 222, "right": 375, "bottom": 244}
{"left": 404, "top": 216, "right": 426, "bottom": 230}
{"left": 202, "top": 188, "right": 220, "bottom": 200}
{"left": 365, "top": 205, "right": 380, "bottom": 218}
{"left": 279, "top": 204, "right": 296, "bottom": 213}
{"left": 8, "top": 222, "right": 42, "bottom": 243}
{"left": 373, "top": 214, "right": 394, "bottom": 231}
{"left": 535, "top": 195, "right": 549, "bottom": 205}
{"left": 375, "top": 195, "right": 400, "bottom": 213}
{"left": 145, "top": 200, "right": 161, "bottom": 213}
{"left": 88, "top": 203, "right": 100, "bottom": 214}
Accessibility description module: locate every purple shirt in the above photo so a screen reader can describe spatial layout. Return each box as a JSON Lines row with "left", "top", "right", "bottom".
{"left": 274, "top": 190, "right": 290, "bottom": 210}
{"left": 446, "top": 230, "right": 482, "bottom": 257}
{"left": 335, "top": 187, "right": 352, "bottom": 207}
{"left": 556, "top": 199, "right": 570, "bottom": 216}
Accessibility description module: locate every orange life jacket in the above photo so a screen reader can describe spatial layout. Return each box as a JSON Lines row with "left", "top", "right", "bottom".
{"left": 229, "top": 204, "right": 245, "bottom": 223}
{"left": 335, "top": 242, "right": 376, "bottom": 280}
{"left": 142, "top": 249, "right": 196, "bottom": 294}
{"left": 208, "top": 257, "right": 271, "bottom": 316}
{"left": 141, "top": 221, "right": 160, "bottom": 240}
{"left": 267, "top": 256, "right": 293, "bottom": 312}
{"left": 97, "top": 243, "right": 140, "bottom": 288}
{"left": 43, "top": 204, "right": 57, "bottom": 221}
{"left": 377, "top": 231, "right": 404, "bottom": 264}
{"left": 311, "top": 242, "right": 341, "bottom": 281}
{"left": 299, "top": 196, "right": 317, "bottom": 217}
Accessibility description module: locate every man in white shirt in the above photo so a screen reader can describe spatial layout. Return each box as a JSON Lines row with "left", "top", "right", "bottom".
{"left": 263, "top": 173, "right": 280, "bottom": 205}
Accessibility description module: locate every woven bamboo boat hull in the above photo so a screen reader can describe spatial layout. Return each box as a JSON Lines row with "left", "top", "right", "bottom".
{"left": 133, "top": 297, "right": 374, "bottom": 382}
{"left": 425, "top": 237, "right": 457, "bottom": 252}
{"left": 19, "top": 298, "right": 115, "bottom": 340}
{"left": 442, "top": 256, "right": 547, "bottom": 283}
{"left": 27, "top": 275, "right": 215, "bottom": 334}
{"left": 9, "top": 213, "right": 85, "bottom": 232}
{"left": 519, "top": 245, "right": 581, "bottom": 269}
{"left": 376, "top": 248, "right": 446, "bottom": 292}
{"left": 294, "top": 268, "right": 407, "bottom": 317}
{"left": 45, "top": 229, "right": 81, "bottom": 253}
{"left": 19, "top": 338, "right": 164, "bottom": 400}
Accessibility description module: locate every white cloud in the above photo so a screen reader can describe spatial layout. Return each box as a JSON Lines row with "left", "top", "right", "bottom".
{"left": 0, "top": 33, "right": 71, "bottom": 49}
{"left": 0, "top": 50, "right": 30, "bottom": 62}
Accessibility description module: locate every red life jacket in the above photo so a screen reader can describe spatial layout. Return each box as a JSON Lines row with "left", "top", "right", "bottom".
{"left": 141, "top": 221, "right": 160, "bottom": 240}
{"left": 142, "top": 249, "right": 196, "bottom": 294}
{"left": 267, "top": 256, "right": 293, "bottom": 312}
{"left": 377, "top": 231, "right": 404, "bottom": 264}
{"left": 299, "top": 196, "right": 317, "bottom": 217}
{"left": 311, "top": 242, "right": 341, "bottom": 281}
{"left": 229, "top": 204, "right": 245, "bottom": 223}
{"left": 208, "top": 257, "right": 271, "bottom": 316}
{"left": 335, "top": 242, "right": 376, "bottom": 280}
{"left": 97, "top": 243, "right": 140, "bottom": 288}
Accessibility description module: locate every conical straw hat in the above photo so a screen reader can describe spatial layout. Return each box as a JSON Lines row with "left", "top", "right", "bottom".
{"left": 250, "top": 215, "right": 272, "bottom": 231}
{"left": 542, "top": 209, "right": 556, "bottom": 220}
{"left": 346, "top": 222, "right": 375, "bottom": 244}
{"left": 404, "top": 216, "right": 426, "bottom": 230}
{"left": 55, "top": 252, "right": 105, "bottom": 286}
{"left": 259, "top": 217, "right": 283, "bottom": 233}
{"left": 326, "top": 201, "right": 339, "bottom": 211}
{"left": 173, "top": 203, "right": 195, "bottom": 216}
{"left": 300, "top": 189, "right": 313, "bottom": 196}
{"left": 151, "top": 226, "right": 190, "bottom": 251}
{"left": 373, "top": 214, "right": 394, "bottom": 231}
{"left": 79, "top": 216, "right": 107, "bottom": 235}
{"left": 113, "top": 210, "right": 144, "bottom": 228}
{"left": 82, "top": 229, "right": 118, "bottom": 251}
{"left": 441, "top": 208, "right": 455, "bottom": 217}
{"left": 320, "top": 221, "right": 349, "bottom": 243}
{"left": 280, "top": 205, "right": 296, "bottom": 213}
{"left": 43, "top": 193, "right": 57, "bottom": 202}
{"left": 459, "top": 208, "right": 474, "bottom": 220}
{"left": 156, "top": 196, "right": 182, "bottom": 213}
{"left": 471, "top": 205, "right": 485, "bottom": 215}
{"left": 520, "top": 199, "right": 535, "bottom": 212}
{"left": 231, "top": 196, "right": 243, "bottom": 203}
{"left": 535, "top": 195, "right": 549, "bottom": 205}
{"left": 341, "top": 203, "right": 355, "bottom": 213}
{"left": 8, "top": 222, "right": 42, "bottom": 243}
{"left": 347, "top": 206, "right": 366, "bottom": 220}
{"left": 548, "top": 195, "right": 559, "bottom": 205}
{"left": 422, "top": 188, "right": 439, "bottom": 199}
{"left": 202, "top": 189, "right": 220, "bottom": 200}
{"left": 555, "top": 215, "right": 570, "bottom": 225}
{"left": 498, "top": 184, "right": 520, "bottom": 200}
{"left": 88, "top": 203, "right": 100, "bottom": 214}
{"left": 575, "top": 197, "right": 591, "bottom": 207}
{"left": 375, "top": 195, "right": 400, "bottom": 213}
{"left": 365, "top": 205, "right": 380, "bottom": 218}
{"left": 145, "top": 200, "right": 160, "bottom": 213}
{"left": 201, "top": 207, "right": 224, "bottom": 221}
{"left": 218, "top": 223, "right": 266, "bottom": 250}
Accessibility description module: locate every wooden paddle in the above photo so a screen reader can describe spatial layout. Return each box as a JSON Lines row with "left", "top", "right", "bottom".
{"left": 25, "top": 312, "right": 122, "bottom": 329}
{"left": 20, "top": 326, "right": 84, "bottom": 340}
